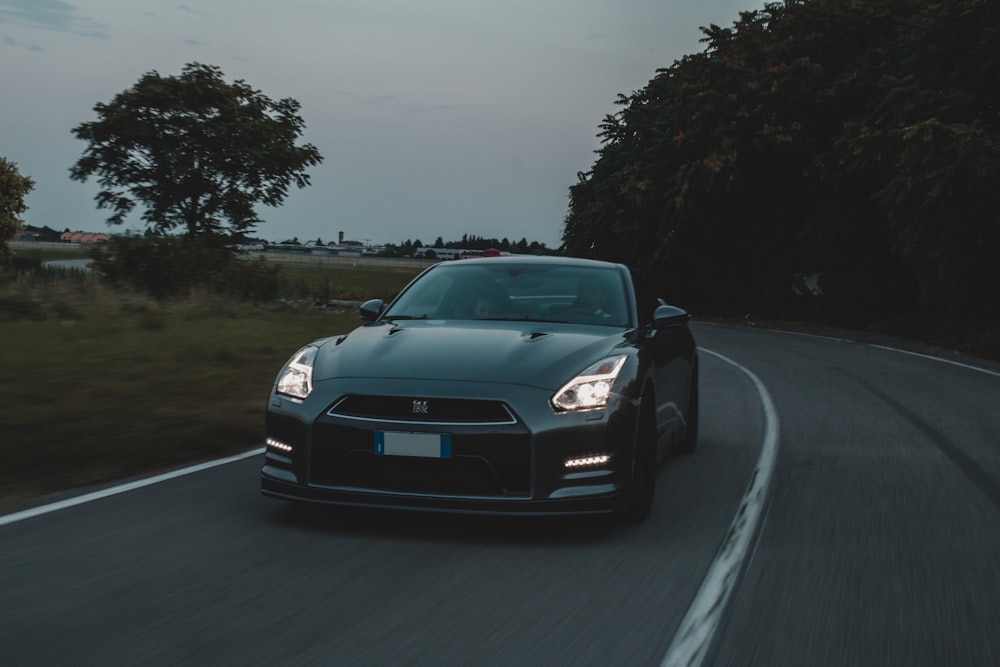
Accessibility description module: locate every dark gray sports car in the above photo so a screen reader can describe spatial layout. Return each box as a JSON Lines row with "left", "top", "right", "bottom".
{"left": 261, "top": 255, "right": 698, "bottom": 522}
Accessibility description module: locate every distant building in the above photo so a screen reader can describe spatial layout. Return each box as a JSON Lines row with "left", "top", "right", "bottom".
{"left": 60, "top": 231, "right": 109, "bottom": 244}
{"left": 412, "top": 247, "right": 508, "bottom": 260}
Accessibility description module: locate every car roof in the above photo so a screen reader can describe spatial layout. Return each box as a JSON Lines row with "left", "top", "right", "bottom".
{"left": 436, "top": 255, "right": 628, "bottom": 272}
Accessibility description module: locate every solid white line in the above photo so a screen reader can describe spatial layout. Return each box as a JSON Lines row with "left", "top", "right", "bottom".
{"left": 868, "top": 344, "right": 1000, "bottom": 379}
{"left": 661, "top": 348, "right": 780, "bottom": 667}
{"left": 771, "top": 329, "right": 855, "bottom": 344}
{"left": 0, "top": 448, "right": 265, "bottom": 528}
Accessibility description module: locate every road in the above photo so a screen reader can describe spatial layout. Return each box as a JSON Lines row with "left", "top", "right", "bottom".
{"left": 1, "top": 323, "right": 998, "bottom": 666}
{"left": 698, "top": 324, "right": 1000, "bottom": 666}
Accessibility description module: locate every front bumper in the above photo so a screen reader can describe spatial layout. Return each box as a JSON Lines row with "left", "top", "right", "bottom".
{"left": 260, "top": 474, "right": 620, "bottom": 516}
{"left": 260, "top": 377, "right": 639, "bottom": 516}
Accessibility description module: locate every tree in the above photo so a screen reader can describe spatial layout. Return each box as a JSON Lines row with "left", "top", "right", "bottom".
{"left": 70, "top": 62, "right": 323, "bottom": 242}
{"left": 564, "top": 0, "right": 1000, "bottom": 323}
{"left": 0, "top": 157, "right": 35, "bottom": 259}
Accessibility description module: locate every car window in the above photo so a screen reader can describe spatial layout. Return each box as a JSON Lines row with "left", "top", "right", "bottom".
{"left": 385, "top": 263, "right": 631, "bottom": 326}
{"left": 383, "top": 270, "right": 454, "bottom": 318}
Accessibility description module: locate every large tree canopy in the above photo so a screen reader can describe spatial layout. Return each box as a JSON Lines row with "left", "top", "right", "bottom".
{"left": 70, "top": 62, "right": 323, "bottom": 240}
{"left": 564, "top": 0, "right": 1000, "bottom": 324}
{"left": 0, "top": 157, "right": 35, "bottom": 259}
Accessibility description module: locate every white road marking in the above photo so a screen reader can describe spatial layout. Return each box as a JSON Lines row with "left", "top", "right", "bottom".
{"left": 0, "top": 448, "right": 264, "bottom": 528}
{"left": 661, "top": 348, "right": 780, "bottom": 667}
{"left": 771, "top": 328, "right": 855, "bottom": 343}
{"left": 733, "top": 324, "right": 999, "bottom": 379}
{"left": 696, "top": 321, "right": 854, "bottom": 344}
{"left": 868, "top": 344, "right": 1000, "bottom": 379}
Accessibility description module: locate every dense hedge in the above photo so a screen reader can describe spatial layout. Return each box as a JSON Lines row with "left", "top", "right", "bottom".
{"left": 564, "top": 0, "right": 999, "bottom": 326}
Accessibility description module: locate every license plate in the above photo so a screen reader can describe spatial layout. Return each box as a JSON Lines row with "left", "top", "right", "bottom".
{"left": 374, "top": 432, "right": 452, "bottom": 458}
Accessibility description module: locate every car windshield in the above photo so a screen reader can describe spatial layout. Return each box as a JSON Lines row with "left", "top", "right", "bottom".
{"left": 383, "top": 262, "right": 632, "bottom": 327}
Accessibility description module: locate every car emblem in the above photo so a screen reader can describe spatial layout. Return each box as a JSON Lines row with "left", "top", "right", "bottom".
{"left": 412, "top": 400, "right": 429, "bottom": 415}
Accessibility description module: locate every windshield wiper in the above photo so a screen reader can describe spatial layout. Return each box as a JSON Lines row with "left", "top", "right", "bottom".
{"left": 383, "top": 314, "right": 428, "bottom": 321}
{"left": 479, "top": 316, "right": 570, "bottom": 323}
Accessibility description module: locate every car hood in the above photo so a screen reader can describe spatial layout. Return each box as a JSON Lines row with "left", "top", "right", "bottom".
{"left": 312, "top": 320, "right": 632, "bottom": 391}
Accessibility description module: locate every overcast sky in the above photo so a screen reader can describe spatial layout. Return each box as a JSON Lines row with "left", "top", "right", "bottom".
{"left": 2, "top": 0, "right": 761, "bottom": 248}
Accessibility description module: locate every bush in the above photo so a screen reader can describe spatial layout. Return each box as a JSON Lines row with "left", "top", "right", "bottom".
{"left": 90, "top": 235, "right": 279, "bottom": 301}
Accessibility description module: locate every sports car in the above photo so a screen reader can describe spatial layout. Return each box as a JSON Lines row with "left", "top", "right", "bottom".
{"left": 261, "top": 255, "right": 698, "bottom": 522}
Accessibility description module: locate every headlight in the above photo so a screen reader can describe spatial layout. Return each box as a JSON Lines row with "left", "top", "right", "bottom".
{"left": 551, "top": 356, "right": 627, "bottom": 412}
{"left": 276, "top": 345, "right": 318, "bottom": 400}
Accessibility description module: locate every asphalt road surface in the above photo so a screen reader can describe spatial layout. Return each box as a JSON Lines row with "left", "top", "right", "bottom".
{"left": 2, "top": 322, "right": 998, "bottom": 666}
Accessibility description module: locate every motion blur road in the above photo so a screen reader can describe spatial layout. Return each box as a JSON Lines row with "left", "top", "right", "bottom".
{"left": 2, "top": 323, "right": 998, "bottom": 666}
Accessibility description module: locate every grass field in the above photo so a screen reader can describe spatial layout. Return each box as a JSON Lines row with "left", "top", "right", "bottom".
{"left": 0, "top": 252, "right": 423, "bottom": 510}
{"left": 259, "top": 252, "right": 429, "bottom": 302}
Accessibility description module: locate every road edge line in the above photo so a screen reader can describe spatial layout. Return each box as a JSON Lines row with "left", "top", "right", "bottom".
{"left": 868, "top": 344, "right": 1000, "bottom": 379}
{"left": 660, "top": 348, "right": 780, "bottom": 667}
{"left": 0, "top": 448, "right": 265, "bottom": 528}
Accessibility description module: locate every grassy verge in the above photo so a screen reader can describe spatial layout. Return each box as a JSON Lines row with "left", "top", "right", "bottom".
{"left": 0, "top": 261, "right": 420, "bottom": 511}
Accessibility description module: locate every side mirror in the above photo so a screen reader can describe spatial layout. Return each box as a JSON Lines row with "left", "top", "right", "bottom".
{"left": 360, "top": 299, "right": 385, "bottom": 322}
{"left": 652, "top": 304, "right": 690, "bottom": 329}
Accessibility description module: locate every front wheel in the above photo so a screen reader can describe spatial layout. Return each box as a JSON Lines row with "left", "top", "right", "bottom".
{"left": 616, "top": 396, "right": 657, "bottom": 524}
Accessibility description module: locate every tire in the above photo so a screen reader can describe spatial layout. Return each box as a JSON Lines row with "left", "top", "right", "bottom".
{"left": 616, "top": 395, "right": 657, "bottom": 524}
{"left": 677, "top": 363, "right": 699, "bottom": 455}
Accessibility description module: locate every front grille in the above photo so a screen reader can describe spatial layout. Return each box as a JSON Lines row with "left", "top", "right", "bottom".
{"left": 328, "top": 394, "right": 516, "bottom": 425}
{"left": 310, "top": 423, "right": 530, "bottom": 496}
